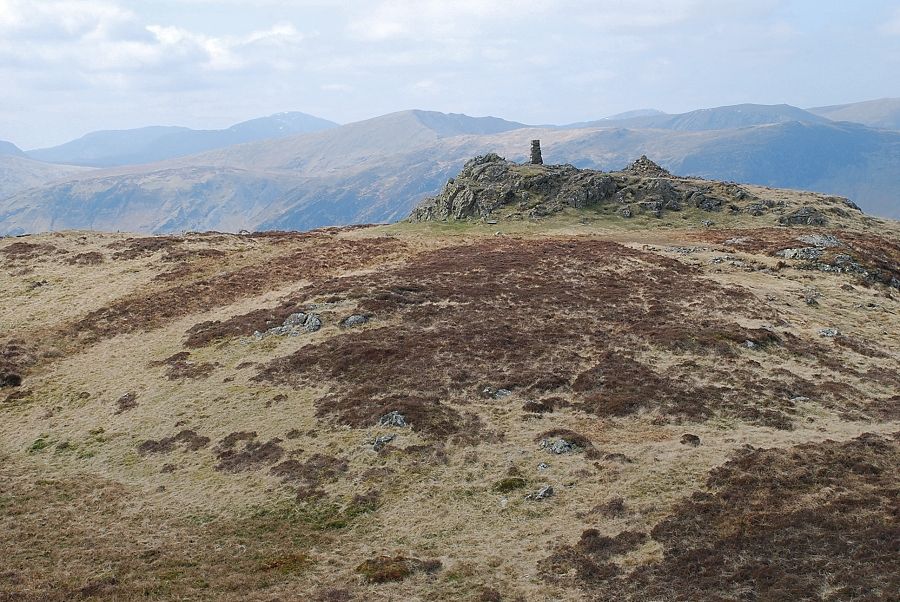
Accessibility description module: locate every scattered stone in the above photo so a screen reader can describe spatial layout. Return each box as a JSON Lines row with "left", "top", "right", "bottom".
{"left": 681, "top": 433, "right": 701, "bottom": 446}
{"left": 482, "top": 386, "right": 512, "bottom": 399}
{"left": 373, "top": 434, "right": 395, "bottom": 451}
{"left": 742, "top": 340, "right": 757, "bottom": 349}
{"left": 378, "top": 410, "right": 408, "bottom": 427}
{"left": 620, "top": 207, "right": 633, "bottom": 218}
{"left": 776, "top": 247, "right": 824, "bottom": 260}
{"left": 526, "top": 485, "right": 555, "bottom": 501}
{"left": 303, "top": 314, "right": 322, "bottom": 332}
{"left": 818, "top": 328, "right": 841, "bottom": 338}
{"left": 541, "top": 438, "right": 580, "bottom": 454}
{"left": 789, "top": 396, "right": 810, "bottom": 403}
{"left": 538, "top": 462, "right": 550, "bottom": 471}
{"left": 797, "top": 234, "right": 842, "bottom": 248}
{"left": 779, "top": 206, "right": 827, "bottom": 226}
{"left": 724, "top": 237, "right": 749, "bottom": 245}
{"left": 340, "top": 314, "right": 369, "bottom": 328}
{"left": 282, "top": 312, "right": 307, "bottom": 327}
{"left": 702, "top": 220, "right": 714, "bottom": 227}
{"left": 623, "top": 155, "right": 670, "bottom": 177}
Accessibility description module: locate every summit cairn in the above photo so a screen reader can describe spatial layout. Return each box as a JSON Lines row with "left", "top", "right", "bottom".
{"left": 530, "top": 140, "right": 543, "bottom": 165}
{"left": 623, "top": 155, "right": 671, "bottom": 177}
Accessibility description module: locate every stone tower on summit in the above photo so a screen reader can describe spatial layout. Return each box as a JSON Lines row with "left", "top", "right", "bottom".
{"left": 530, "top": 140, "right": 543, "bottom": 165}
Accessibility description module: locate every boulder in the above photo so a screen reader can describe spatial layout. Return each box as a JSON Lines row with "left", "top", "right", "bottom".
{"left": 779, "top": 207, "right": 828, "bottom": 226}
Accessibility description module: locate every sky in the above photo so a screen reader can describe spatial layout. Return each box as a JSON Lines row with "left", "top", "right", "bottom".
{"left": 1, "top": 0, "right": 899, "bottom": 149}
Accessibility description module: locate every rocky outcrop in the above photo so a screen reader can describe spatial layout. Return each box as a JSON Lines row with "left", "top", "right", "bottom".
{"left": 408, "top": 153, "right": 766, "bottom": 222}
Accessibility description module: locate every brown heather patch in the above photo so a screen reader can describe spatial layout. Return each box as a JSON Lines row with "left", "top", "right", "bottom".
{"left": 572, "top": 432, "right": 900, "bottom": 601}
{"left": 65, "top": 251, "right": 104, "bottom": 266}
{"left": 0, "top": 241, "right": 66, "bottom": 261}
{"left": 250, "top": 238, "right": 828, "bottom": 436}
{"left": 356, "top": 554, "right": 442, "bottom": 583}
{"left": 151, "top": 351, "right": 218, "bottom": 380}
{"left": 833, "top": 335, "right": 890, "bottom": 358}
{"left": 137, "top": 430, "right": 210, "bottom": 455}
{"left": 70, "top": 235, "right": 405, "bottom": 344}
{"left": 539, "top": 529, "right": 648, "bottom": 586}
{"left": 214, "top": 433, "right": 285, "bottom": 473}
{"left": 0, "top": 340, "right": 37, "bottom": 388}
{"left": 106, "top": 235, "right": 183, "bottom": 260}
{"left": 270, "top": 453, "right": 349, "bottom": 486}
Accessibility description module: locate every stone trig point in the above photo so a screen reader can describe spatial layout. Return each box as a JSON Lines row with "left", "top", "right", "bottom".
{"left": 530, "top": 139, "right": 543, "bottom": 165}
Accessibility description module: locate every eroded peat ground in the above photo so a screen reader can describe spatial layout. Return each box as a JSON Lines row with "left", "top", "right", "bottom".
{"left": 1, "top": 213, "right": 898, "bottom": 601}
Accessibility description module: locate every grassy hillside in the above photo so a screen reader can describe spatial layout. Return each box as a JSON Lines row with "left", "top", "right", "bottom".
{"left": 1, "top": 184, "right": 897, "bottom": 600}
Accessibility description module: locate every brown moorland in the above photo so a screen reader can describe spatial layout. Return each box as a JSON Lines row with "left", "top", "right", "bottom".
{"left": 0, "top": 180, "right": 898, "bottom": 600}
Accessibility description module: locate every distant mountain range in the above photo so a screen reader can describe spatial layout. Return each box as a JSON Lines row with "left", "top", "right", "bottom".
{"left": 26, "top": 112, "right": 338, "bottom": 167}
{"left": 1, "top": 100, "right": 898, "bottom": 235}
{"left": 0, "top": 140, "right": 26, "bottom": 158}
{"left": 808, "top": 98, "right": 900, "bottom": 130}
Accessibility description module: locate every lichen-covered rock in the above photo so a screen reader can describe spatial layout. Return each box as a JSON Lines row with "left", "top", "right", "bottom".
{"left": 779, "top": 206, "right": 828, "bottom": 226}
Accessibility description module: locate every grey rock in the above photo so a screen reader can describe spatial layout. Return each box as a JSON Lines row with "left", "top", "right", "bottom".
{"left": 526, "top": 485, "right": 555, "bottom": 501}
{"left": 779, "top": 206, "right": 827, "bottom": 226}
{"left": 537, "top": 462, "right": 550, "bottom": 471}
{"left": 744, "top": 202, "right": 768, "bottom": 216}
{"left": 341, "top": 314, "right": 369, "bottom": 328}
{"left": 776, "top": 247, "right": 823, "bottom": 260}
{"left": 680, "top": 433, "right": 701, "bottom": 446}
{"left": 742, "top": 340, "right": 757, "bottom": 349}
{"left": 818, "top": 328, "right": 841, "bottom": 337}
{"left": 702, "top": 220, "right": 714, "bottom": 227}
{"left": 541, "top": 438, "right": 580, "bottom": 454}
{"left": 373, "top": 434, "right": 395, "bottom": 451}
{"left": 797, "top": 234, "right": 841, "bottom": 248}
{"left": 282, "top": 312, "right": 307, "bottom": 327}
{"left": 378, "top": 411, "right": 408, "bottom": 428}
{"left": 303, "top": 314, "right": 322, "bottom": 332}
{"left": 620, "top": 207, "right": 633, "bottom": 218}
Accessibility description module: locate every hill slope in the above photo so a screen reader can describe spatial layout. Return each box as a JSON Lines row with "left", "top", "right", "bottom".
{"left": 808, "top": 97, "right": 900, "bottom": 129}
{"left": 0, "top": 155, "right": 92, "bottom": 206}
{"left": 574, "top": 103, "right": 830, "bottom": 131}
{"left": 0, "top": 140, "right": 26, "bottom": 158}
{"left": 1, "top": 179, "right": 897, "bottom": 599}
{"left": 27, "top": 112, "right": 339, "bottom": 167}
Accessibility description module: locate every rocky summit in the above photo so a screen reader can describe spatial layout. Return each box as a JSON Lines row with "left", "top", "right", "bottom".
{"left": 409, "top": 153, "right": 861, "bottom": 223}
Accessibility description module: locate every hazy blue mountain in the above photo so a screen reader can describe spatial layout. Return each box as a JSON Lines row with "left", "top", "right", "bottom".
{"left": 27, "top": 112, "right": 338, "bottom": 167}
{"left": 0, "top": 140, "right": 26, "bottom": 157}
{"left": 603, "top": 108, "right": 667, "bottom": 120}
{"left": 807, "top": 98, "right": 900, "bottom": 130}
{"left": 2, "top": 106, "right": 898, "bottom": 235}
{"left": 0, "top": 155, "right": 92, "bottom": 203}
{"left": 575, "top": 103, "right": 830, "bottom": 131}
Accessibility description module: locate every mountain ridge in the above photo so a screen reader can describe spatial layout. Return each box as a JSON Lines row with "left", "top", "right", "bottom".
{"left": 26, "top": 112, "right": 339, "bottom": 167}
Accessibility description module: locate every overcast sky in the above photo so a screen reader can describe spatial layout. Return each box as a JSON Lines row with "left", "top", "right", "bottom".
{"left": 2, "top": 0, "right": 899, "bottom": 148}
